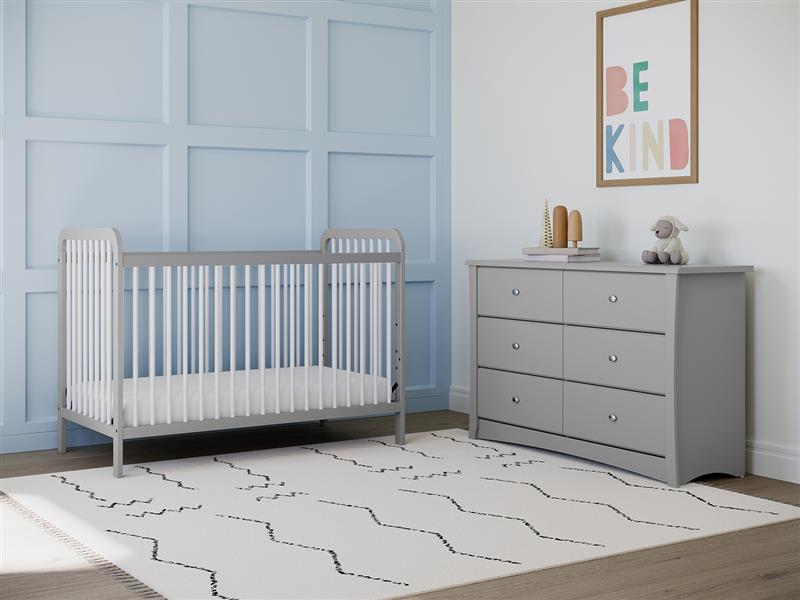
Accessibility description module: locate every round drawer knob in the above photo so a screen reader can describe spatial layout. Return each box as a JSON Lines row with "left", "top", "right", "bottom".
{"left": 511, "top": 288, "right": 520, "bottom": 296}
{"left": 608, "top": 354, "right": 618, "bottom": 363}
{"left": 609, "top": 294, "right": 618, "bottom": 303}
{"left": 511, "top": 342, "right": 520, "bottom": 350}
{"left": 511, "top": 396, "right": 520, "bottom": 404}
{"left": 608, "top": 414, "right": 618, "bottom": 422}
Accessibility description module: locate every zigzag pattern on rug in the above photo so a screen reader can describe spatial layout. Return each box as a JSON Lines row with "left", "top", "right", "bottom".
{"left": 429, "top": 432, "right": 518, "bottom": 460}
{"left": 317, "top": 498, "right": 522, "bottom": 565}
{"left": 482, "top": 477, "right": 699, "bottom": 531}
{"left": 107, "top": 529, "right": 234, "bottom": 600}
{"left": 212, "top": 457, "right": 286, "bottom": 491}
{"left": 216, "top": 513, "right": 409, "bottom": 587}
{"left": 134, "top": 466, "right": 198, "bottom": 490}
{"left": 255, "top": 492, "right": 309, "bottom": 502}
{"left": 397, "top": 488, "right": 603, "bottom": 547}
{"left": 401, "top": 470, "right": 462, "bottom": 480}
{"left": 301, "top": 446, "right": 414, "bottom": 473}
{"left": 559, "top": 467, "right": 780, "bottom": 515}
{"left": 50, "top": 475, "right": 153, "bottom": 509}
{"left": 125, "top": 505, "right": 203, "bottom": 518}
{"left": 366, "top": 439, "right": 443, "bottom": 459}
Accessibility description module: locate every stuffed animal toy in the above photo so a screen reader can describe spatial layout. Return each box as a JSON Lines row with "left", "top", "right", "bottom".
{"left": 641, "top": 215, "right": 689, "bottom": 265}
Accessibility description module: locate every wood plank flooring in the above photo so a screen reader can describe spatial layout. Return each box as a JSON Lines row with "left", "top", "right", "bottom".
{"left": 1, "top": 411, "right": 798, "bottom": 600}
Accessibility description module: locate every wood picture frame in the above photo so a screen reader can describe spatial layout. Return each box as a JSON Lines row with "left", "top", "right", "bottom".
{"left": 596, "top": 0, "right": 698, "bottom": 187}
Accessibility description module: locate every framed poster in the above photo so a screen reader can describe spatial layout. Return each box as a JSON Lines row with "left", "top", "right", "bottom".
{"left": 596, "top": 0, "right": 697, "bottom": 187}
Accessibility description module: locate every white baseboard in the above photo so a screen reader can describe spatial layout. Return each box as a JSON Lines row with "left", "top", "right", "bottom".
{"left": 449, "top": 385, "right": 470, "bottom": 413}
{"left": 448, "top": 385, "right": 799, "bottom": 484}
{"left": 747, "top": 441, "right": 800, "bottom": 484}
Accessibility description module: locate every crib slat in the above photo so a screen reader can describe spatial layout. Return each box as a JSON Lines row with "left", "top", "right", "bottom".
{"left": 317, "top": 263, "right": 323, "bottom": 410}
{"left": 89, "top": 242, "right": 96, "bottom": 418}
{"left": 283, "top": 265, "right": 288, "bottom": 369}
{"left": 386, "top": 241, "right": 392, "bottom": 403}
{"left": 260, "top": 265, "right": 267, "bottom": 415}
{"left": 175, "top": 269, "right": 180, "bottom": 376}
{"left": 359, "top": 239, "right": 366, "bottom": 406}
{"left": 105, "top": 242, "right": 112, "bottom": 424}
{"left": 214, "top": 265, "right": 222, "bottom": 420}
{"left": 295, "top": 263, "right": 301, "bottom": 367}
{"left": 229, "top": 265, "right": 236, "bottom": 418}
{"left": 331, "top": 255, "right": 338, "bottom": 409}
{"left": 289, "top": 264, "right": 296, "bottom": 413}
{"left": 165, "top": 266, "right": 172, "bottom": 425}
{"left": 373, "top": 240, "right": 379, "bottom": 405}
{"left": 198, "top": 266, "right": 205, "bottom": 421}
{"left": 67, "top": 240, "right": 78, "bottom": 410}
{"left": 274, "top": 264, "right": 281, "bottom": 415}
{"left": 338, "top": 241, "right": 345, "bottom": 400}
{"left": 95, "top": 241, "right": 101, "bottom": 419}
{"left": 148, "top": 266, "right": 156, "bottom": 426}
{"left": 65, "top": 241, "right": 71, "bottom": 410}
{"left": 304, "top": 263, "right": 310, "bottom": 411}
{"left": 345, "top": 238, "right": 352, "bottom": 407}
{"left": 95, "top": 241, "right": 101, "bottom": 418}
{"left": 245, "top": 265, "right": 251, "bottom": 417}
{"left": 182, "top": 266, "right": 189, "bottom": 422}
{"left": 81, "top": 240, "right": 86, "bottom": 415}
{"left": 132, "top": 266, "right": 139, "bottom": 427}
{"left": 191, "top": 266, "right": 197, "bottom": 374}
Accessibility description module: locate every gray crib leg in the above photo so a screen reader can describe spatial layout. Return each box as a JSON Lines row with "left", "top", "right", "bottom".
{"left": 112, "top": 431, "right": 123, "bottom": 478}
{"left": 57, "top": 410, "right": 67, "bottom": 454}
{"left": 395, "top": 412, "right": 405, "bottom": 445}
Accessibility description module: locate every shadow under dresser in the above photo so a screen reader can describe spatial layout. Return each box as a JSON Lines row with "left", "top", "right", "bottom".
{"left": 466, "top": 259, "right": 754, "bottom": 486}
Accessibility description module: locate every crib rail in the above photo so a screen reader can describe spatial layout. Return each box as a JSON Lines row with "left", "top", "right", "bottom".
{"left": 57, "top": 228, "right": 405, "bottom": 476}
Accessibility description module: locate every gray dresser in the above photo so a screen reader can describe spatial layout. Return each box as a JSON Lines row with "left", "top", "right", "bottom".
{"left": 467, "top": 260, "right": 753, "bottom": 486}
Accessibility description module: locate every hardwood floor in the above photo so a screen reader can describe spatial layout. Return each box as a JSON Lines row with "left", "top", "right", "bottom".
{"left": 1, "top": 410, "right": 798, "bottom": 600}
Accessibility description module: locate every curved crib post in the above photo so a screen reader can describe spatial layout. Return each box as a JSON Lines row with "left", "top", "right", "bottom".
{"left": 320, "top": 228, "right": 406, "bottom": 444}
{"left": 57, "top": 228, "right": 124, "bottom": 475}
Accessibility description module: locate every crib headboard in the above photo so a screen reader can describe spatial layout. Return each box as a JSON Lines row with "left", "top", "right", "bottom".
{"left": 319, "top": 227, "right": 405, "bottom": 256}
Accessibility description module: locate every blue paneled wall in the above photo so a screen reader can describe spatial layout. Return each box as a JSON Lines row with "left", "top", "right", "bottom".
{"left": 0, "top": 0, "right": 451, "bottom": 452}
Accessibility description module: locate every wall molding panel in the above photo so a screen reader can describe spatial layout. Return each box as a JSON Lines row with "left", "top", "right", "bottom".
{"left": 0, "top": 0, "right": 451, "bottom": 453}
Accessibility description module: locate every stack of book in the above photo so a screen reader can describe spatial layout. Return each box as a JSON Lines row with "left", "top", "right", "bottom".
{"left": 522, "top": 247, "right": 601, "bottom": 262}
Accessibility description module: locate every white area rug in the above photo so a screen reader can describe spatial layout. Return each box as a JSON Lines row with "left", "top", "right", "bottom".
{"left": 2, "top": 429, "right": 798, "bottom": 599}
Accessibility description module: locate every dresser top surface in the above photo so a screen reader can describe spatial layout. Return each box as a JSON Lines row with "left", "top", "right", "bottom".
{"left": 465, "top": 259, "right": 754, "bottom": 275}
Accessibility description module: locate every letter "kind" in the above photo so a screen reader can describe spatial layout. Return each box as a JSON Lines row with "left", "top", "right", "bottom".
{"left": 604, "top": 61, "right": 689, "bottom": 174}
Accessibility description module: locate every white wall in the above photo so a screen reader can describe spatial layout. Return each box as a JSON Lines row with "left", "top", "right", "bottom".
{"left": 451, "top": 0, "right": 800, "bottom": 482}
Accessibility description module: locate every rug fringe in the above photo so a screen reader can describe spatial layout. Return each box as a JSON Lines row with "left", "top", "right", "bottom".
{"left": 0, "top": 491, "right": 164, "bottom": 599}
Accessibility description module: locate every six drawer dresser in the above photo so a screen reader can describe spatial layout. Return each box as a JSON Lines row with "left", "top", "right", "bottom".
{"left": 466, "top": 260, "right": 754, "bottom": 486}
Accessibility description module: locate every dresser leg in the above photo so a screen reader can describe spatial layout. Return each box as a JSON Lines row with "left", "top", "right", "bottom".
{"left": 468, "top": 414, "right": 478, "bottom": 439}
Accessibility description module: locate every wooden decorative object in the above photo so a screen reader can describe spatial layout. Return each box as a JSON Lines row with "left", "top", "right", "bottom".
{"left": 553, "top": 205, "right": 568, "bottom": 248}
{"left": 568, "top": 210, "right": 583, "bottom": 248}
{"left": 539, "top": 199, "right": 553, "bottom": 248}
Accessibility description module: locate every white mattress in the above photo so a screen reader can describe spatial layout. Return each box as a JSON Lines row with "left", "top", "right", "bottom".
{"left": 109, "top": 367, "right": 389, "bottom": 427}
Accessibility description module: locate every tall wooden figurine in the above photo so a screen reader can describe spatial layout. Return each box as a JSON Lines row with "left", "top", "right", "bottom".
{"left": 568, "top": 210, "right": 583, "bottom": 248}
{"left": 553, "top": 205, "right": 568, "bottom": 248}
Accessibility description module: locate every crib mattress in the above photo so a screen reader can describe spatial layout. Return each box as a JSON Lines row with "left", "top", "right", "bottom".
{"left": 71, "top": 367, "right": 391, "bottom": 427}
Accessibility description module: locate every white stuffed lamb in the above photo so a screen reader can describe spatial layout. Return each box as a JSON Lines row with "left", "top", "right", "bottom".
{"left": 641, "top": 215, "right": 689, "bottom": 265}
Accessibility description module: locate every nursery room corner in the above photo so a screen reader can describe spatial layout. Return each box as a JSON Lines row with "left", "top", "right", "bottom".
{"left": 1, "top": 1, "right": 799, "bottom": 599}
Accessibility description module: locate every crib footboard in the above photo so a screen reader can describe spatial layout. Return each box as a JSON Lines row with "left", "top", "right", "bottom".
{"left": 58, "top": 228, "right": 405, "bottom": 477}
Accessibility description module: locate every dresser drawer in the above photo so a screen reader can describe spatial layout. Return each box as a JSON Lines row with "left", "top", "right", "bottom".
{"left": 564, "top": 381, "right": 666, "bottom": 455}
{"left": 478, "top": 368, "right": 563, "bottom": 434}
{"left": 478, "top": 317, "right": 563, "bottom": 378}
{"left": 478, "top": 267, "right": 562, "bottom": 322}
{"left": 563, "top": 326, "right": 665, "bottom": 394}
{"left": 564, "top": 271, "right": 666, "bottom": 332}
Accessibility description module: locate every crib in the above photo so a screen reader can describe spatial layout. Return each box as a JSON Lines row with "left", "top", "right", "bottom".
{"left": 57, "top": 228, "right": 406, "bottom": 477}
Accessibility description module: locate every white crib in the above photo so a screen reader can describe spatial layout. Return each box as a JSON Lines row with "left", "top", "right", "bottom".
{"left": 57, "top": 228, "right": 406, "bottom": 477}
